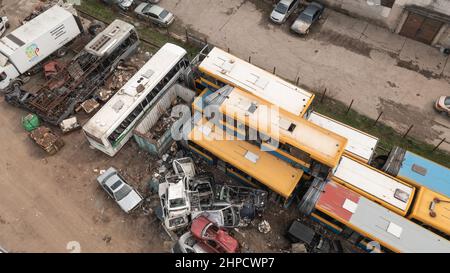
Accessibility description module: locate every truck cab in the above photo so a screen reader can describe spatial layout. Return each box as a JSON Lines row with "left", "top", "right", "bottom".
{"left": 158, "top": 175, "right": 191, "bottom": 230}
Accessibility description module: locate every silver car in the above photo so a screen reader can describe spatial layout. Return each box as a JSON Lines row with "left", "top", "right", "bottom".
{"left": 290, "top": 2, "right": 324, "bottom": 35}
{"left": 270, "top": 0, "right": 300, "bottom": 24}
{"left": 134, "top": 3, "right": 175, "bottom": 27}
{"left": 97, "top": 167, "right": 143, "bottom": 213}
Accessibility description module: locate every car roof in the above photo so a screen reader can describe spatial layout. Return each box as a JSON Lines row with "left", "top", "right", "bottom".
{"left": 168, "top": 182, "right": 185, "bottom": 199}
{"left": 280, "top": 0, "right": 295, "bottom": 5}
{"left": 147, "top": 4, "right": 164, "bottom": 14}
{"left": 303, "top": 5, "right": 320, "bottom": 16}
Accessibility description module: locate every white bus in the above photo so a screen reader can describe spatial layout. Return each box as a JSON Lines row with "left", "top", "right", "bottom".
{"left": 83, "top": 43, "right": 189, "bottom": 157}
{"left": 196, "top": 47, "right": 315, "bottom": 117}
{"left": 332, "top": 155, "right": 416, "bottom": 216}
{"left": 306, "top": 111, "right": 379, "bottom": 164}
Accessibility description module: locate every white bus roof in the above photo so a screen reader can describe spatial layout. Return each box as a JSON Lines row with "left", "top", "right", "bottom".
{"left": 198, "top": 47, "right": 314, "bottom": 116}
{"left": 84, "top": 19, "right": 136, "bottom": 57}
{"left": 333, "top": 156, "right": 414, "bottom": 213}
{"left": 215, "top": 87, "right": 347, "bottom": 168}
{"left": 0, "top": 5, "right": 74, "bottom": 55}
{"left": 83, "top": 43, "right": 187, "bottom": 138}
{"left": 317, "top": 181, "right": 450, "bottom": 253}
{"left": 307, "top": 111, "right": 379, "bottom": 163}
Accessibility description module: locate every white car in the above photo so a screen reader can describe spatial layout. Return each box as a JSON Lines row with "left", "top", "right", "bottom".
{"left": 158, "top": 175, "right": 191, "bottom": 230}
{"left": 134, "top": 3, "right": 175, "bottom": 27}
{"left": 97, "top": 167, "right": 143, "bottom": 213}
{"left": 270, "top": 0, "right": 300, "bottom": 24}
{"left": 172, "top": 232, "right": 208, "bottom": 253}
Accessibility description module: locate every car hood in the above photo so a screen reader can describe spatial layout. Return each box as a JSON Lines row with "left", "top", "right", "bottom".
{"left": 291, "top": 19, "right": 311, "bottom": 33}
{"left": 117, "top": 190, "right": 143, "bottom": 213}
{"left": 270, "top": 11, "right": 285, "bottom": 22}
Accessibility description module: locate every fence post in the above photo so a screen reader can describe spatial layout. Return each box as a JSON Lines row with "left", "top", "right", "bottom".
{"left": 402, "top": 124, "right": 414, "bottom": 138}
{"left": 227, "top": 48, "right": 230, "bottom": 53}
{"left": 320, "top": 88, "right": 327, "bottom": 103}
{"left": 296, "top": 77, "right": 300, "bottom": 86}
{"left": 185, "top": 28, "right": 189, "bottom": 42}
{"left": 248, "top": 56, "right": 251, "bottom": 63}
{"left": 346, "top": 99, "right": 354, "bottom": 115}
{"left": 373, "top": 112, "right": 383, "bottom": 126}
{"left": 432, "top": 138, "right": 446, "bottom": 152}
{"left": 273, "top": 66, "right": 276, "bottom": 75}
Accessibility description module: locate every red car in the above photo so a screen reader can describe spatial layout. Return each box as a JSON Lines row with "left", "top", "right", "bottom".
{"left": 190, "top": 216, "right": 239, "bottom": 253}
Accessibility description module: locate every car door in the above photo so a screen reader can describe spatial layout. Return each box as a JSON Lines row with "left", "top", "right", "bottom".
{"left": 287, "top": 1, "right": 296, "bottom": 17}
{"left": 146, "top": 12, "right": 159, "bottom": 24}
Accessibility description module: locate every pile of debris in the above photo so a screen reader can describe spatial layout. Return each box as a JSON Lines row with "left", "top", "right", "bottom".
{"left": 151, "top": 156, "right": 269, "bottom": 253}
{"left": 100, "top": 62, "right": 139, "bottom": 101}
{"left": 29, "top": 126, "right": 65, "bottom": 155}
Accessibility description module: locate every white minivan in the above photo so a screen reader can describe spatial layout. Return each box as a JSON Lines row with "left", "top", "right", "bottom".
{"left": 270, "top": 0, "right": 300, "bottom": 24}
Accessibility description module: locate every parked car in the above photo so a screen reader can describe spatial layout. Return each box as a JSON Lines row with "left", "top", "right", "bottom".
{"left": 172, "top": 232, "right": 208, "bottom": 253}
{"left": 435, "top": 96, "right": 450, "bottom": 115}
{"left": 290, "top": 1, "right": 324, "bottom": 35}
{"left": 190, "top": 216, "right": 239, "bottom": 253}
{"left": 134, "top": 3, "right": 175, "bottom": 27}
{"left": 118, "top": 0, "right": 134, "bottom": 11}
{"left": 0, "top": 16, "right": 9, "bottom": 37}
{"left": 97, "top": 167, "right": 143, "bottom": 213}
{"left": 270, "top": 0, "right": 300, "bottom": 24}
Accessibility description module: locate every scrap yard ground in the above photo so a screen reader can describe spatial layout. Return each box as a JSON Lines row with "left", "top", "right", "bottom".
{"left": 0, "top": 0, "right": 449, "bottom": 253}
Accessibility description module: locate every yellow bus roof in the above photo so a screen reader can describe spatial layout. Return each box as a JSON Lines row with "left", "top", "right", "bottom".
{"left": 409, "top": 187, "right": 450, "bottom": 236}
{"left": 198, "top": 47, "right": 315, "bottom": 117}
{"left": 188, "top": 118, "right": 304, "bottom": 198}
{"left": 216, "top": 87, "right": 347, "bottom": 168}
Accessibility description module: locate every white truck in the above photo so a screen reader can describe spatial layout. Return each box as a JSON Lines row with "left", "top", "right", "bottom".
{"left": 0, "top": 5, "right": 83, "bottom": 90}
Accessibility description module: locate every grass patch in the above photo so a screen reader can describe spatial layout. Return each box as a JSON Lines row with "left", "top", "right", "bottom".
{"left": 313, "top": 98, "right": 450, "bottom": 168}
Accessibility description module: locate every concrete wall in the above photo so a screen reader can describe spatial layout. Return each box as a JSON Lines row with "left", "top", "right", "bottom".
{"left": 319, "top": 0, "right": 450, "bottom": 46}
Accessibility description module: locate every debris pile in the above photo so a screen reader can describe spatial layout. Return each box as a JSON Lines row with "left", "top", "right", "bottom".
{"left": 29, "top": 126, "right": 64, "bottom": 155}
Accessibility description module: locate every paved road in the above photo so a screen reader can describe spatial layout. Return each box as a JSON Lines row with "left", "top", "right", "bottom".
{"left": 162, "top": 0, "right": 450, "bottom": 152}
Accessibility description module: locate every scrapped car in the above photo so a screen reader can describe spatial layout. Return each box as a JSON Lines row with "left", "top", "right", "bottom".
{"left": 173, "top": 157, "right": 196, "bottom": 178}
{"left": 158, "top": 175, "right": 191, "bottom": 230}
{"left": 215, "top": 184, "right": 268, "bottom": 212}
{"left": 190, "top": 216, "right": 239, "bottom": 253}
{"left": 172, "top": 231, "right": 209, "bottom": 253}
{"left": 290, "top": 1, "right": 324, "bottom": 35}
{"left": 270, "top": 0, "right": 300, "bottom": 24}
{"left": 118, "top": 0, "right": 134, "bottom": 10}
{"left": 191, "top": 202, "right": 242, "bottom": 228}
{"left": 134, "top": 3, "right": 175, "bottom": 27}
{"left": 189, "top": 173, "right": 215, "bottom": 209}
{"left": 0, "top": 16, "right": 9, "bottom": 37}
{"left": 435, "top": 96, "right": 450, "bottom": 115}
{"left": 97, "top": 167, "right": 144, "bottom": 213}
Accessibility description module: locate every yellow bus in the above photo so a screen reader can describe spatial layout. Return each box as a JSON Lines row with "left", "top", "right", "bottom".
{"left": 194, "top": 46, "right": 315, "bottom": 117}
{"left": 185, "top": 116, "right": 304, "bottom": 200}
{"left": 192, "top": 86, "right": 347, "bottom": 178}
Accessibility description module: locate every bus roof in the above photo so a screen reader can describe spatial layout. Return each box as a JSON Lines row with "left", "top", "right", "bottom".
{"left": 409, "top": 187, "right": 450, "bottom": 236}
{"left": 399, "top": 150, "right": 450, "bottom": 197}
{"left": 188, "top": 118, "right": 304, "bottom": 198}
{"left": 316, "top": 181, "right": 450, "bottom": 253}
{"left": 84, "top": 19, "right": 136, "bottom": 57}
{"left": 307, "top": 111, "right": 379, "bottom": 163}
{"left": 213, "top": 87, "right": 347, "bottom": 168}
{"left": 83, "top": 43, "right": 187, "bottom": 138}
{"left": 333, "top": 156, "right": 415, "bottom": 215}
{"left": 198, "top": 47, "right": 314, "bottom": 116}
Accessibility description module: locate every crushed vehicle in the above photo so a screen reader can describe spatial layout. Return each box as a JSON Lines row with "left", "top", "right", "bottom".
{"left": 5, "top": 19, "right": 139, "bottom": 125}
{"left": 290, "top": 1, "right": 324, "bottom": 35}
{"left": 191, "top": 202, "right": 242, "bottom": 228}
{"left": 188, "top": 173, "right": 215, "bottom": 210}
{"left": 190, "top": 216, "right": 239, "bottom": 253}
{"left": 172, "top": 231, "right": 208, "bottom": 253}
{"left": 29, "top": 126, "right": 65, "bottom": 155}
{"left": 435, "top": 96, "right": 450, "bottom": 115}
{"left": 215, "top": 184, "right": 268, "bottom": 212}
{"left": 0, "top": 5, "right": 83, "bottom": 91}
{"left": 173, "top": 157, "right": 197, "bottom": 178}
{"left": 97, "top": 167, "right": 144, "bottom": 213}
{"left": 158, "top": 175, "right": 191, "bottom": 231}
